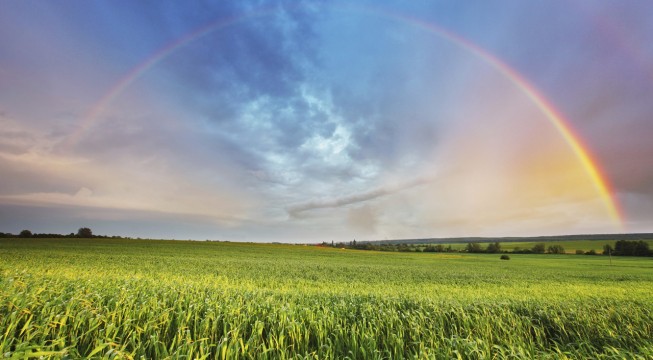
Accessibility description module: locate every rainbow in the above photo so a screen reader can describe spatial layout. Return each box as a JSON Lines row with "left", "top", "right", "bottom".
{"left": 369, "top": 8, "right": 624, "bottom": 228}
{"left": 63, "top": 4, "right": 624, "bottom": 228}
{"left": 60, "top": 7, "right": 275, "bottom": 151}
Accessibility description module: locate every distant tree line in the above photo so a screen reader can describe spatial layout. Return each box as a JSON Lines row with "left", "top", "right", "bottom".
{"left": 320, "top": 240, "right": 651, "bottom": 257}
{"left": 0, "top": 230, "right": 72, "bottom": 238}
{"left": 321, "top": 240, "right": 458, "bottom": 253}
{"left": 366, "top": 233, "right": 653, "bottom": 246}
{"left": 465, "top": 242, "right": 567, "bottom": 254}
{"left": 0, "top": 227, "right": 119, "bottom": 239}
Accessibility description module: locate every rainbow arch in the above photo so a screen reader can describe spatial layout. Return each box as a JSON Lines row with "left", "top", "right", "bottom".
{"left": 369, "top": 8, "right": 624, "bottom": 228}
{"left": 63, "top": 4, "right": 624, "bottom": 228}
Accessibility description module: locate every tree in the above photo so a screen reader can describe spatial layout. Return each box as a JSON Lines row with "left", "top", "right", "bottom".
{"left": 634, "top": 241, "right": 650, "bottom": 256}
{"left": 531, "top": 243, "right": 546, "bottom": 254}
{"left": 614, "top": 240, "right": 650, "bottom": 256}
{"left": 602, "top": 244, "right": 613, "bottom": 255}
{"left": 547, "top": 245, "right": 565, "bottom": 254}
{"left": 486, "top": 242, "right": 502, "bottom": 253}
{"left": 614, "top": 240, "right": 629, "bottom": 255}
{"left": 77, "top": 227, "right": 93, "bottom": 238}
{"left": 466, "top": 242, "right": 483, "bottom": 253}
{"left": 19, "top": 229, "right": 32, "bottom": 238}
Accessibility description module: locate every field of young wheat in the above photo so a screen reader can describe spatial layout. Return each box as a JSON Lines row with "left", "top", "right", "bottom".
{"left": 1, "top": 238, "right": 652, "bottom": 359}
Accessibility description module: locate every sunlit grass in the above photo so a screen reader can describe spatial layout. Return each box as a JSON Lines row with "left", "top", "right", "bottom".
{"left": 1, "top": 238, "right": 652, "bottom": 358}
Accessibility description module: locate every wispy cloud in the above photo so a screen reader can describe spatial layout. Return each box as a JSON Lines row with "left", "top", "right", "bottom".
{"left": 286, "top": 176, "right": 436, "bottom": 217}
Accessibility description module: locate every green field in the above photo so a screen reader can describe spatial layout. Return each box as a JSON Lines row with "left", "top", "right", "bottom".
{"left": 1, "top": 238, "right": 652, "bottom": 359}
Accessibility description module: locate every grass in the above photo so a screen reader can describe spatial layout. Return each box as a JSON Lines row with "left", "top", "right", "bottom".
{"left": 1, "top": 238, "right": 652, "bottom": 359}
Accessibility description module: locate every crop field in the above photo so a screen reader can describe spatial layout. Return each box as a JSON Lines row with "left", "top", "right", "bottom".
{"left": 1, "top": 238, "right": 652, "bottom": 359}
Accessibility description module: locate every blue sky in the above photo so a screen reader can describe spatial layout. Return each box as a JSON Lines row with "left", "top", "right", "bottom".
{"left": 1, "top": 1, "right": 652, "bottom": 242}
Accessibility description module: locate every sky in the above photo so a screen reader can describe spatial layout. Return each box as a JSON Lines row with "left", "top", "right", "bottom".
{"left": 1, "top": 1, "right": 653, "bottom": 242}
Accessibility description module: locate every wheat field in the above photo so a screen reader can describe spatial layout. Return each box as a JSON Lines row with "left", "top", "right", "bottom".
{"left": 1, "top": 238, "right": 652, "bottom": 359}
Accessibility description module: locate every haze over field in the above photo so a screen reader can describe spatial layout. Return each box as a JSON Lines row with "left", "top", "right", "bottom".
{"left": 1, "top": 1, "right": 653, "bottom": 242}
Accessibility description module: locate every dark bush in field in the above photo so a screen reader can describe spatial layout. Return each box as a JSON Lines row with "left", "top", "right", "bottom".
{"left": 500, "top": 254, "right": 510, "bottom": 260}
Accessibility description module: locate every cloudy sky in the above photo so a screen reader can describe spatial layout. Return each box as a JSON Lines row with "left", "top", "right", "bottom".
{"left": 1, "top": 1, "right": 652, "bottom": 242}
